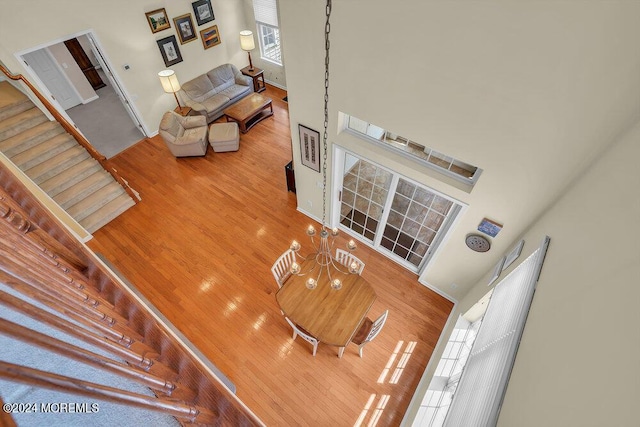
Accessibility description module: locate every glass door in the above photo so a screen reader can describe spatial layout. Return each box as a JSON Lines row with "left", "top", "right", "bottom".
{"left": 339, "top": 156, "right": 392, "bottom": 243}
{"left": 337, "top": 152, "right": 461, "bottom": 273}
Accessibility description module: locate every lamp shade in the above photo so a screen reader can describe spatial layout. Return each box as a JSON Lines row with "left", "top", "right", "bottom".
{"left": 158, "top": 70, "right": 180, "bottom": 94}
{"left": 239, "top": 30, "right": 255, "bottom": 51}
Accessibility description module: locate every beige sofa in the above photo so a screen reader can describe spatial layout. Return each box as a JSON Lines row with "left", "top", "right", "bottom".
{"left": 158, "top": 111, "right": 208, "bottom": 157}
{"left": 178, "top": 64, "right": 253, "bottom": 123}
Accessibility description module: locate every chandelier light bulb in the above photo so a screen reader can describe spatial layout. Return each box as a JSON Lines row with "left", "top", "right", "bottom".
{"left": 331, "top": 279, "right": 342, "bottom": 290}
{"left": 290, "top": 262, "right": 301, "bottom": 274}
{"left": 306, "top": 278, "right": 317, "bottom": 289}
{"left": 307, "top": 225, "right": 316, "bottom": 236}
{"left": 349, "top": 262, "right": 359, "bottom": 274}
{"left": 331, "top": 227, "right": 339, "bottom": 236}
{"left": 347, "top": 240, "right": 357, "bottom": 251}
{"left": 290, "top": 240, "right": 300, "bottom": 251}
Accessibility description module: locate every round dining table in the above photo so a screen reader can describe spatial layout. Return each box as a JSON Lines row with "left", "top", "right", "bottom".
{"left": 275, "top": 258, "right": 377, "bottom": 357}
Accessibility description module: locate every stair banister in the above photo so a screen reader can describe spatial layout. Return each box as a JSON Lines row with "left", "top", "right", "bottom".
{"left": 0, "top": 362, "right": 218, "bottom": 424}
{"left": 0, "top": 63, "right": 140, "bottom": 203}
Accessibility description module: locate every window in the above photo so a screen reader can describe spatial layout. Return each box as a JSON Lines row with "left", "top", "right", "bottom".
{"left": 416, "top": 237, "right": 550, "bottom": 426}
{"left": 341, "top": 113, "right": 482, "bottom": 186}
{"left": 252, "top": 0, "right": 282, "bottom": 65}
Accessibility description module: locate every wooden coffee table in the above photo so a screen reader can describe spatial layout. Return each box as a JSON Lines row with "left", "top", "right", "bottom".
{"left": 223, "top": 93, "right": 273, "bottom": 133}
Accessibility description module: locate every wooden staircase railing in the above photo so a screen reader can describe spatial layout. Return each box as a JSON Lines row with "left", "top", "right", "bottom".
{"left": 0, "top": 64, "right": 140, "bottom": 203}
{"left": 0, "top": 158, "right": 263, "bottom": 425}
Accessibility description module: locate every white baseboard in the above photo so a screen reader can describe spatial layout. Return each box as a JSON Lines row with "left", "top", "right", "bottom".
{"left": 265, "top": 79, "right": 287, "bottom": 91}
{"left": 82, "top": 95, "right": 99, "bottom": 104}
{"left": 418, "top": 277, "right": 458, "bottom": 304}
{"left": 295, "top": 206, "right": 322, "bottom": 224}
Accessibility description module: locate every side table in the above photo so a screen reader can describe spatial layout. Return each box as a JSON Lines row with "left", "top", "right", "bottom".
{"left": 174, "top": 106, "right": 192, "bottom": 116}
{"left": 240, "top": 66, "right": 266, "bottom": 93}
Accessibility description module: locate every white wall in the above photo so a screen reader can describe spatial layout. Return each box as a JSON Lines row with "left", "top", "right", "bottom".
{"left": 279, "top": 0, "right": 640, "bottom": 300}
{"left": 410, "top": 118, "right": 640, "bottom": 426}
{"left": 0, "top": 0, "right": 254, "bottom": 136}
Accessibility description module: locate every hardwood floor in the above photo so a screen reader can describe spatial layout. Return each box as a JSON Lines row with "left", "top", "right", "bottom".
{"left": 87, "top": 85, "right": 454, "bottom": 426}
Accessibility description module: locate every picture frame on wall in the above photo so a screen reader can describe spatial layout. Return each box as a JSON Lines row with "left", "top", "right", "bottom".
{"left": 173, "top": 14, "right": 197, "bottom": 44}
{"left": 503, "top": 239, "right": 525, "bottom": 271}
{"left": 146, "top": 8, "right": 171, "bottom": 33}
{"left": 299, "top": 124, "right": 321, "bottom": 172}
{"left": 488, "top": 256, "right": 506, "bottom": 286}
{"left": 192, "top": 0, "right": 215, "bottom": 26}
{"left": 156, "top": 35, "right": 183, "bottom": 67}
{"left": 200, "top": 25, "right": 221, "bottom": 49}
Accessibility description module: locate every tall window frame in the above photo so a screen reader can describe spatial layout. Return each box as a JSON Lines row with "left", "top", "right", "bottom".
{"left": 252, "top": 0, "right": 282, "bottom": 66}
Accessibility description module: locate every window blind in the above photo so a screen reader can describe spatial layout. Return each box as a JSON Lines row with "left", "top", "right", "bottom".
{"left": 253, "top": 0, "right": 279, "bottom": 27}
{"left": 443, "top": 236, "right": 550, "bottom": 427}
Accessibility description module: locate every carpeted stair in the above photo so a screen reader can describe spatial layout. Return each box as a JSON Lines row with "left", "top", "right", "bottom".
{"left": 0, "top": 282, "right": 180, "bottom": 427}
{"left": 0, "top": 82, "right": 135, "bottom": 233}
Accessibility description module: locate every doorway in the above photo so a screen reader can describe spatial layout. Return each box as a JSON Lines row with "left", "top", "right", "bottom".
{"left": 17, "top": 31, "right": 146, "bottom": 159}
{"left": 333, "top": 149, "right": 463, "bottom": 274}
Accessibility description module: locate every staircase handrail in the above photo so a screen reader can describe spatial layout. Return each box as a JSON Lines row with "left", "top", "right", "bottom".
{"left": 0, "top": 64, "right": 140, "bottom": 203}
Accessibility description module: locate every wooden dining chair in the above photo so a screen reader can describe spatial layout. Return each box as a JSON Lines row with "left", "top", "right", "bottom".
{"left": 351, "top": 310, "right": 388, "bottom": 357}
{"left": 335, "top": 248, "right": 365, "bottom": 274}
{"left": 284, "top": 317, "right": 319, "bottom": 356}
{"left": 271, "top": 249, "right": 296, "bottom": 288}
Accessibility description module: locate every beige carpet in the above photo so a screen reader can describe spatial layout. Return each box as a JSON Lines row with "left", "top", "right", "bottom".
{"left": 66, "top": 71, "right": 144, "bottom": 159}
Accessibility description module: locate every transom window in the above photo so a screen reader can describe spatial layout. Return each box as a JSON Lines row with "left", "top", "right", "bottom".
{"left": 341, "top": 113, "right": 482, "bottom": 186}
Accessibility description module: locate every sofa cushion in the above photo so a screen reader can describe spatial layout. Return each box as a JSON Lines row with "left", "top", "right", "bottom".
{"left": 207, "top": 65, "right": 235, "bottom": 91}
{"left": 218, "top": 85, "right": 250, "bottom": 101}
{"left": 201, "top": 93, "right": 230, "bottom": 113}
{"left": 181, "top": 74, "right": 217, "bottom": 104}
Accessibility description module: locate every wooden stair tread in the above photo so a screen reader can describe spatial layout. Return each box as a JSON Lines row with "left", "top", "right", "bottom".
{"left": 0, "top": 81, "right": 28, "bottom": 110}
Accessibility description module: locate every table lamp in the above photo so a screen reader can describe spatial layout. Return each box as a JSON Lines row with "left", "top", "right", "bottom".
{"left": 239, "top": 30, "right": 255, "bottom": 71}
{"left": 158, "top": 69, "right": 182, "bottom": 109}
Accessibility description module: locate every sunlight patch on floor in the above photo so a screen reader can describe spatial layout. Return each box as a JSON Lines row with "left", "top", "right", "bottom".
{"left": 377, "top": 340, "right": 403, "bottom": 383}
{"left": 354, "top": 394, "right": 376, "bottom": 427}
{"left": 368, "top": 394, "right": 390, "bottom": 426}
{"left": 390, "top": 341, "right": 416, "bottom": 384}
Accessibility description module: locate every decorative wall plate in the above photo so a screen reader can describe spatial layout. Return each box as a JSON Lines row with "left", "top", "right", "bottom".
{"left": 466, "top": 233, "right": 491, "bottom": 252}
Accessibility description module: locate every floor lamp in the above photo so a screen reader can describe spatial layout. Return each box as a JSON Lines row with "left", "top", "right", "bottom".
{"left": 158, "top": 70, "right": 187, "bottom": 115}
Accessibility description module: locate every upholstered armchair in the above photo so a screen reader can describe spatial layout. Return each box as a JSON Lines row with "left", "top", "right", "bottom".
{"left": 158, "top": 111, "right": 208, "bottom": 157}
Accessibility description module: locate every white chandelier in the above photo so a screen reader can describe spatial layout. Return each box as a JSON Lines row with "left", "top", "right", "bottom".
{"left": 289, "top": 226, "right": 358, "bottom": 290}
{"left": 287, "top": 0, "right": 360, "bottom": 291}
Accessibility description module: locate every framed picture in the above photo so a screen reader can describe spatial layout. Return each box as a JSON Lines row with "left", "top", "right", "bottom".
{"left": 200, "top": 25, "right": 221, "bottom": 49}
{"left": 156, "top": 36, "right": 183, "bottom": 67}
{"left": 173, "top": 14, "right": 197, "bottom": 44}
{"left": 299, "top": 124, "right": 321, "bottom": 172}
{"left": 146, "top": 8, "right": 171, "bottom": 33}
{"left": 503, "top": 239, "right": 525, "bottom": 270}
{"left": 192, "top": 0, "right": 215, "bottom": 26}
{"left": 478, "top": 217, "right": 503, "bottom": 238}
{"left": 488, "top": 256, "right": 506, "bottom": 286}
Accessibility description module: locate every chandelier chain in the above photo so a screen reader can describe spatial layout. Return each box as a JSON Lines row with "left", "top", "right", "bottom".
{"left": 321, "top": 0, "right": 331, "bottom": 228}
